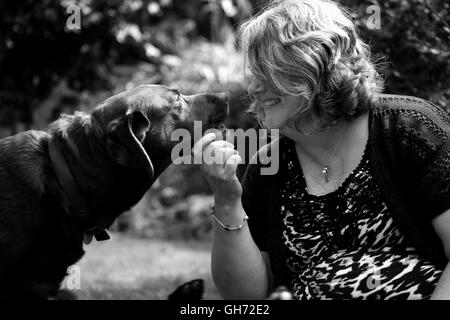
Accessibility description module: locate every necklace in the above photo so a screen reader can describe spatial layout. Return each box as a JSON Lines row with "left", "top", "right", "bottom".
{"left": 298, "top": 123, "right": 350, "bottom": 183}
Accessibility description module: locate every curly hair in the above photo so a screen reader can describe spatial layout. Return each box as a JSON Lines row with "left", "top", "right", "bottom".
{"left": 239, "top": 0, "right": 384, "bottom": 134}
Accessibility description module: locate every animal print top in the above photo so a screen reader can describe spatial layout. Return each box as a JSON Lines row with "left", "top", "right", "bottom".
{"left": 280, "top": 138, "right": 443, "bottom": 300}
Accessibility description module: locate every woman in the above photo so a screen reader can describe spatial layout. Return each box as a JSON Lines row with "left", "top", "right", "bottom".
{"left": 194, "top": 0, "right": 450, "bottom": 299}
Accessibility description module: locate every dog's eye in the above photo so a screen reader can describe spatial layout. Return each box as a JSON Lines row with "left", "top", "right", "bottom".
{"left": 174, "top": 95, "right": 184, "bottom": 108}
{"left": 172, "top": 101, "right": 181, "bottom": 111}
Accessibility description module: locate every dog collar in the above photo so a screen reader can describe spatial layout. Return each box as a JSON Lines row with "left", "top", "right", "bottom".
{"left": 48, "top": 136, "right": 110, "bottom": 244}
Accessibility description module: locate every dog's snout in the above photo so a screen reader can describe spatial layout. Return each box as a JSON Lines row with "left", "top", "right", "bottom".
{"left": 210, "top": 93, "right": 228, "bottom": 106}
{"left": 189, "top": 92, "right": 229, "bottom": 127}
{"left": 209, "top": 93, "right": 229, "bottom": 120}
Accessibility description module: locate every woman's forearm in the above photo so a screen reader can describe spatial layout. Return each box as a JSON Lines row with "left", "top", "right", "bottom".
{"left": 430, "top": 261, "right": 450, "bottom": 300}
{"left": 211, "top": 200, "right": 271, "bottom": 300}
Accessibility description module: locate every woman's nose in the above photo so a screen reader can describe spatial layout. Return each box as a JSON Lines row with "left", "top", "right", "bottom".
{"left": 247, "top": 76, "right": 265, "bottom": 98}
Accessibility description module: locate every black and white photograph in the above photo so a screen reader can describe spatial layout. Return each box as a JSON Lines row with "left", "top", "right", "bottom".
{"left": 0, "top": 0, "right": 450, "bottom": 306}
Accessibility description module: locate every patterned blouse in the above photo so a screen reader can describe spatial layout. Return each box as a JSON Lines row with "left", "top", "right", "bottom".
{"left": 280, "top": 138, "right": 443, "bottom": 299}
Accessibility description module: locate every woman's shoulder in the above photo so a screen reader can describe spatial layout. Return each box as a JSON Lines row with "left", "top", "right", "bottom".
{"left": 370, "top": 94, "right": 450, "bottom": 147}
{"left": 372, "top": 94, "right": 450, "bottom": 126}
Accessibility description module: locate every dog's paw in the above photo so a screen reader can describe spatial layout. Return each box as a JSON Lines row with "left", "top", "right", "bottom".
{"left": 168, "top": 279, "right": 204, "bottom": 301}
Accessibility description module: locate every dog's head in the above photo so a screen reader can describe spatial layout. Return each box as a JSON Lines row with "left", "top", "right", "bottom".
{"left": 92, "top": 85, "right": 228, "bottom": 178}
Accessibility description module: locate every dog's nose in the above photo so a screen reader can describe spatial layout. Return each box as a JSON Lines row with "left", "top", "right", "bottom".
{"left": 209, "top": 93, "right": 228, "bottom": 117}
{"left": 209, "top": 93, "right": 228, "bottom": 107}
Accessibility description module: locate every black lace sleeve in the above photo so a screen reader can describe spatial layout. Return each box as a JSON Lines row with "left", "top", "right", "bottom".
{"left": 416, "top": 138, "right": 450, "bottom": 218}
{"left": 240, "top": 163, "right": 269, "bottom": 251}
{"left": 396, "top": 99, "right": 450, "bottom": 218}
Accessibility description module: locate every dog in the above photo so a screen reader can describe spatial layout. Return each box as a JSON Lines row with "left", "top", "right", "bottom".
{"left": 0, "top": 84, "right": 228, "bottom": 299}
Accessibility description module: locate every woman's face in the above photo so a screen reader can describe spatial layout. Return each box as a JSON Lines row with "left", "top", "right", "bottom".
{"left": 247, "top": 75, "right": 304, "bottom": 131}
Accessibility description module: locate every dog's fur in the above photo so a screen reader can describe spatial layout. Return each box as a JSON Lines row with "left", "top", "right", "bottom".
{"left": 0, "top": 85, "right": 227, "bottom": 299}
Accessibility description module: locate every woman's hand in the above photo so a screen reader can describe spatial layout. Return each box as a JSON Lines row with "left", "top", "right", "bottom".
{"left": 193, "top": 132, "right": 243, "bottom": 206}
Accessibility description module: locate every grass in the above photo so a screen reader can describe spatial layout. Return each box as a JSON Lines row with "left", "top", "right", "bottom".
{"left": 74, "top": 233, "right": 222, "bottom": 300}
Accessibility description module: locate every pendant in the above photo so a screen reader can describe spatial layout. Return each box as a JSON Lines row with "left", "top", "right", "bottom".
{"left": 322, "top": 165, "right": 329, "bottom": 183}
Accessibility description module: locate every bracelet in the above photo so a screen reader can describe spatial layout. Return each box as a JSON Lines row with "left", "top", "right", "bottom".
{"left": 210, "top": 204, "right": 249, "bottom": 231}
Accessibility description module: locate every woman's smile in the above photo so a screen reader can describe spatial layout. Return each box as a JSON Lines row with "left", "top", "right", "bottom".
{"left": 251, "top": 93, "right": 304, "bottom": 130}
{"left": 261, "top": 97, "right": 282, "bottom": 108}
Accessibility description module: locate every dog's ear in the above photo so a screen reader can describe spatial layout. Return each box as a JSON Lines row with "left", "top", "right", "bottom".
{"left": 107, "top": 110, "right": 154, "bottom": 178}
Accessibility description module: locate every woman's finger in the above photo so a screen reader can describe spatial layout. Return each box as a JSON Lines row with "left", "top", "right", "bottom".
{"left": 203, "top": 140, "right": 236, "bottom": 164}
{"left": 213, "top": 147, "right": 239, "bottom": 165}
{"left": 192, "top": 132, "right": 216, "bottom": 160}
{"left": 204, "top": 140, "right": 235, "bottom": 156}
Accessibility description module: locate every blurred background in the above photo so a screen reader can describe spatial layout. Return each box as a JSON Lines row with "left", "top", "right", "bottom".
{"left": 0, "top": 0, "right": 449, "bottom": 299}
